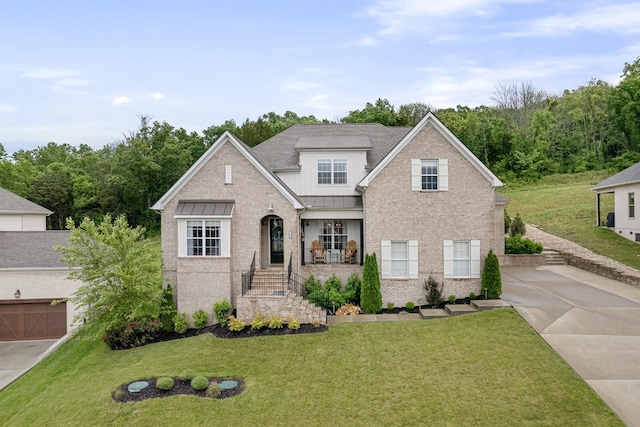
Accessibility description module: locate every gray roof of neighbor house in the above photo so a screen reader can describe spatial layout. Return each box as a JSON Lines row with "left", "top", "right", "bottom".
{"left": 251, "top": 123, "right": 411, "bottom": 172}
{"left": 592, "top": 162, "right": 640, "bottom": 191}
{"left": 0, "top": 231, "right": 71, "bottom": 268}
{"left": 0, "top": 187, "right": 52, "bottom": 215}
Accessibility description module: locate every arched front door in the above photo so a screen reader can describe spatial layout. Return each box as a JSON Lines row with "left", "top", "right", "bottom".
{"left": 269, "top": 216, "right": 284, "bottom": 264}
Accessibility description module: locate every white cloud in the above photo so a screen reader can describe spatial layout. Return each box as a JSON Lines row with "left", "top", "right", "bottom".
{"left": 21, "top": 68, "right": 81, "bottom": 79}
{"left": 506, "top": 3, "right": 640, "bottom": 37}
{"left": 151, "top": 92, "right": 166, "bottom": 101}
{"left": 280, "top": 79, "right": 320, "bottom": 92}
{"left": 111, "top": 96, "right": 131, "bottom": 105}
{"left": 0, "top": 104, "right": 16, "bottom": 113}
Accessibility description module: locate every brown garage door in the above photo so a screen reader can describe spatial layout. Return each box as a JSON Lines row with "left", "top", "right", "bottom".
{"left": 0, "top": 300, "right": 66, "bottom": 341}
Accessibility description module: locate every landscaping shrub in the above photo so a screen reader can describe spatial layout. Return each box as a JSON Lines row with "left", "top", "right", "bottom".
{"left": 179, "top": 369, "right": 196, "bottom": 382}
{"left": 505, "top": 234, "right": 543, "bottom": 254}
{"left": 227, "top": 316, "right": 246, "bottom": 331}
{"left": 251, "top": 314, "right": 267, "bottom": 330}
{"left": 103, "top": 315, "right": 161, "bottom": 350}
{"left": 335, "top": 303, "right": 361, "bottom": 315}
{"left": 424, "top": 275, "right": 443, "bottom": 308}
{"left": 448, "top": 295, "right": 456, "bottom": 304}
{"left": 504, "top": 211, "right": 512, "bottom": 234}
{"left": 173, "top": 313, "right": 189, "bottom": 334}
{"left": 361, "top": 253, "right": 382, "bottom": 313}
{"left": 191, "top": 376, "right": 209, "bottom": 391}
{"left": 387, "top": 302, "right": 394, "bottom": 310}
{"left": 206, "top": 382, "right": 221, "bottom": 398}
{"left": 406, "top": 301, "right": 415, "bottom": 310}
{"left": 192, "top": 309, "right": 209, "bottom": 329}
{"left": 268, "top": 316, "right": 284, "bottom": 329}
{"left": 344, "top": 272, "right": 362, "bottom": 305}
{"left": 482, "top": 249, "right": 502, "bottom": 299}
{"left": 509, "top": 213, "right": 526, "bottom": 237}
{"left": 213, "top": 300, "right": 232, "bottom": 326}
{"left": 156, "top": 377, "right": 174, "bottom": 391}
{"left": 287, "top": 318, "right": 301, "bottom": 330}
{"left": 158, "top": 284, "right": 177, "bottom": 333}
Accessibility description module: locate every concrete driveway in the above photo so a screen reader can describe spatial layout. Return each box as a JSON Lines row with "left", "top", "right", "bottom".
{"left": 502, "top": 265, "right": 640, "bottom": 426}
{"left": 0, "top": 339, "right": 57, "bottom": 391}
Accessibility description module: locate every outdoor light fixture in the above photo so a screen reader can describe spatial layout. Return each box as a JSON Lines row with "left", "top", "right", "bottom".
{"left": 268, "top": 201, "right": 274, "bottom": 211}
{"left": 14, "top": 289, "right": 21, "bottom": 299}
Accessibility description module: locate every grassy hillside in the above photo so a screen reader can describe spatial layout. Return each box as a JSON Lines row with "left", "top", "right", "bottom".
{"left": 501, "top": 171, "right": 640, "bottom": 270}
{"left": 0, "top": 310, "right": 621, "bottom": 426}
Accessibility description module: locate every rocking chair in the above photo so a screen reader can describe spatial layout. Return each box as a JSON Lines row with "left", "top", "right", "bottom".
{"left": 311, "top": 240, "right": 326, "bottom": 264}
{"left": 343, "top": 240, "right": 357, "bottom": 264}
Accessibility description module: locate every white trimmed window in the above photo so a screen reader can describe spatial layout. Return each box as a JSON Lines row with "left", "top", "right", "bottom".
{"left": 411, "top": 159, "right": 448, "bottom": 191}
{"left": 225, "top": 165, "right": 232, "bottom": 184}
{"left": 317, "top": 159, "right": 347, "bottom": 185}
{"left": 318, "top": 220, "right": 347, "bottom": 251}
{"left": 443, "top": 240, "right": 480, "bottom": 278}
{"left": 630, "top": 192, "right": 635, "bottom": 219}
{"left": 381, "top": 240, "right": 418, "bottom": 279}
{"left": 178, "top": 219, "right": 231, "bottom": 257}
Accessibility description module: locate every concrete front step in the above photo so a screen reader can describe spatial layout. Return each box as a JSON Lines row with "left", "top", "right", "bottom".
{"left": 542, "top": 250, "right": 567, "bottom": 265}
{"left": 445, "top": 304, "right": 478, "bottom": 316}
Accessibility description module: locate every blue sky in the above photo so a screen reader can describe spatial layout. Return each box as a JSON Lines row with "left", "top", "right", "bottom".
{"left": 1, "top": 0, "right": 639, "bottom": 154}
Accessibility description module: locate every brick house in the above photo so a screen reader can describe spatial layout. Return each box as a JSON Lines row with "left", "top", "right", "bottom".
{"left": 152, "top": 112, "right": 506, "bottom": 324}
{"left": 0, "top": 187, "right": 81, "bottom": 341}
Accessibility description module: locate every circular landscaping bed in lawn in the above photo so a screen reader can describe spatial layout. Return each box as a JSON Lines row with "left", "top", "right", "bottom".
{"left": 113, "top": 377, "right": 244, "bottom": 402}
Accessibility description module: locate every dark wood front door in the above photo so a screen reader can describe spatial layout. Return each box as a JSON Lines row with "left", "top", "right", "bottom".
{"left": 270, "top": 217, "right": 284, "bottom": 264}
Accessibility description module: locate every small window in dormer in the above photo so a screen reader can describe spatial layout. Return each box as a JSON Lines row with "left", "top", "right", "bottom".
{"left": 225, "top": 165, "right": 232, "bottom": 184}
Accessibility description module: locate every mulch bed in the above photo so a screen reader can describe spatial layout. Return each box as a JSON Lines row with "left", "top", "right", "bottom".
{"left": 113, "top": 377, "right": 244, "bottom": 402}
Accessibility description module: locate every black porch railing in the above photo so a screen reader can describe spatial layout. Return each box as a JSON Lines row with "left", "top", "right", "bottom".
{"left": 241, "top": 251, "right": 307, "bottom": 297}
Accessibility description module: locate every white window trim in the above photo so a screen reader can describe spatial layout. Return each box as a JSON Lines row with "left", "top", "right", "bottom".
{"left": 177, "top": 218, "right": 231, "bottom": 257}
{"left": 411, "top": 159, "right": 448, "bottom": 191}
{"left": 317, "top": 159, "right": 348, "bottom": 186}
{"left": 225, "top": 164, "right": 232, "bottom": 184}
{"left": 443, "top": 240, "right": 480, "bottom": 278}
{"left": 381, "top": 240, "right": 418, "bottom": 279}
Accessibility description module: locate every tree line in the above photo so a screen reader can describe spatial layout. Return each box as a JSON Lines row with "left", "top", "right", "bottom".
{"left": 2, "top": 58, "right": 640, "bottom": 231}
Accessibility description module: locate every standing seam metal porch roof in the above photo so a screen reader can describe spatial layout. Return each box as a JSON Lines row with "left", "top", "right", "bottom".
{"left": 174, "top": 200, "right": 234, "bottom": 216}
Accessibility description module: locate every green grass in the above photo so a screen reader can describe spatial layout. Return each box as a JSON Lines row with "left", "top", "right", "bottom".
{"left": 502, "top": 171, "right": 640, "bottom": 270}
{"left": 0, "top": 310, "right": 621, "bottom": 426}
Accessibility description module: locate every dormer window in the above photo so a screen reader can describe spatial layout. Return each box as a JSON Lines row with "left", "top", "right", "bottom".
{"left": 317, "top": 159, "right": 347, "bottom": 185}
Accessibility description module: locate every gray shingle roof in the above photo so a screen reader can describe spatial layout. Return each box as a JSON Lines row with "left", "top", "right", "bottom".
{"left": 0, "top": 187, "right": 52, "bottom": 215}
{"left": 592, "top": 162, "right": 640, "bottom": 191}
{"left": 294, "top": 136, "right": 372, "bottom": 150}
{"left": 251, "top": 124, "right": 411, "bottom": 172}
{"left": 0, "top": 231, "right": 71, "bottom": 268}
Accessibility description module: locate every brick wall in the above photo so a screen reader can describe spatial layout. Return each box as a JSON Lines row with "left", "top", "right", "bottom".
{"left": 363, "top": 122, "right": 499, "bottom": 306}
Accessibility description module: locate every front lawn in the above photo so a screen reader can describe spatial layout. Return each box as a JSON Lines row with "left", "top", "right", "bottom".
{"left": 0, "top": 310, "right": 622, "bottom": 426}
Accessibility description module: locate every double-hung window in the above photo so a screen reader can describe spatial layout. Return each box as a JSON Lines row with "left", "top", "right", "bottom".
{"left": 187, "top": 220, "right": 220, "bottom": 256}
{"left": 317, "top": 159, "right": 347, "bottom": 185}
{"left": 318, "top": 220, "right": 347, "bottom": 251}
{"left": 411, "top": 159, "right": 448, "bottom": 191}
{"left": 391, "top": 241, "right": 408, "bottom": 278}
{"left": 443, "top": 240, "right": 480, "bottom": 278}
{"left": 630, "top": 192, "right": 635, "bottom": 219}
{"left": 452, "top": 241, "right": 470, "bottom": 277}
{"left": 381, "top": 240, "right": 418, "bottom": 279}
{"left": 421, "top": 160, "right": 438, "bottom": 190}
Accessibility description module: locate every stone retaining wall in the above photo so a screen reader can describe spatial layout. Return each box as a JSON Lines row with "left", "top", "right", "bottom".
{"left": 499, "top": 254, "right": 546, "bottom": 267}
{"left": 560, "top": 251, "right": 640, "bottom": 289}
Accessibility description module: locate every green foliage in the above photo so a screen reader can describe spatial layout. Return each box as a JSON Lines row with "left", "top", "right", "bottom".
{"left": 192, "top": 309, "right": 209, "bottom": 329}
{"left": 360, "top": 253, "right": 382, "bottom": 313}
{"left": 509, "top": 213, "right": 526, "bottom": 237}
{"left": 305, "top": 273, "right": 362, "bottom": 311}
{"left": 56, "top": 214, "right": 161, "bottom": 337}
{"left": 504, "top": 211, "right": 512, "bottom": 234}
{"left": 406, "top": 301, "right": 415, "bottom": 310}
{"left": 344, "top": 273, "right": 362, "bottom": 305}
{"left": 227, "top": 316, "right": 246, "bottom": 332}
{"left": 268, "top": 316, "right": 284, "bottom": 329}
{"left": 179, "top": 369, "right": 196, "bottom": 382}
{"left": 469, "top": 292, "right": 476, "bottom": 299}
{"left": 206, "top": 382, "right": 221, "bottom": 398}
{"left": 505, "top": 235, "right": 544, "bottom": 254}
{"left": 156, "top": 377, "right": 174, "bottom": 391}
{"left": 173, "top": 313, "right": 189, "bottom": 334}
{"left": 387, "top": 302, "right": 394, "bottom": 310}
{"left": 424, "top": 276, "right": 443, "bottom": 308}
{"left": 448, "top": 295, "right": 456, "bottom": 304}
{"left": 190, "top": 376, "right": 209, "bottom": 391}
{"left": 482, "top": 250, "right": 503, "bottom": 299}
{"left": 158, "top": 284, "right": 177, "bottom": 333}
{"left": 251, "top": 315, "right": 267, "bottom": 330}
{"left": 213, "top": 300, "right": 232, "bottom": 326}
{"left": 287, "top": 318, "right": 301, "bottom": 330}
{"left": 102, "top": 315, "right": 161, "bottom": 350}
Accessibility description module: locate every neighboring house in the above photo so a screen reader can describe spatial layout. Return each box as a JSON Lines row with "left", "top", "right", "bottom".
{"left": 0, "top": 187, "right": 80, "bottom": 341}
{"left": 152, "top": 112, "right": 506, "bottom": 324}
{"left": 592, "top": 162, "right": 640, "bottom": 242}
{"left": 0, "top": 186, "right": 52, "bottom": 231}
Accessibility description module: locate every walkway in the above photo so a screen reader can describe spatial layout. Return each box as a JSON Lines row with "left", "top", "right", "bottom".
{"left": 502, "top": 265, "right": 640, "bottom": 426}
